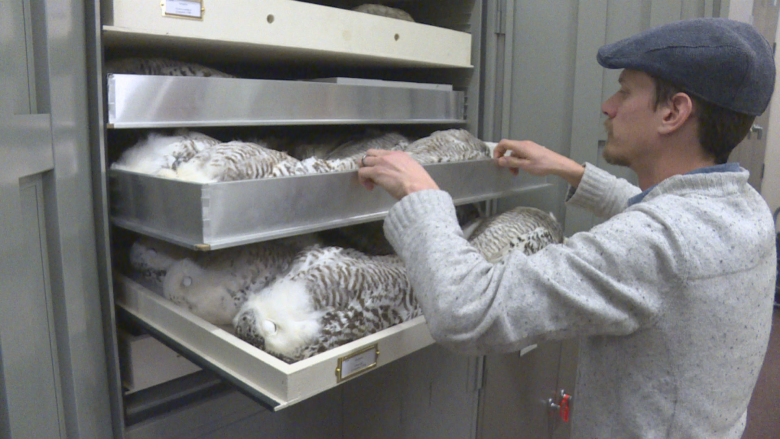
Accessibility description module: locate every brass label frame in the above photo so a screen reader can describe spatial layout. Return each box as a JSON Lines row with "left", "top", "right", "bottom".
{"left": 161, "top": 0, "right": 205, "bottom": 20}
{"left": 335, "top": 344, "right": 379, "bottom": 383}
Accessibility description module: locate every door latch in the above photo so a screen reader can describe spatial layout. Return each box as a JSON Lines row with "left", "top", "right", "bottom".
{"left": 548, "top": 389, "right": 573, "bottom": 422}
{"left": 747, "top": 124, "right": 764, "bottom": 140}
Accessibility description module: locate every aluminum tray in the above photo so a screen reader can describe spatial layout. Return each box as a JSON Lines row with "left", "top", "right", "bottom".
{"left": 107, "top": 74, "right": 466, "bottom": 129}
{"left": 115, "top": 275, "right": 435, "bottom": 410}
{"left": 109, "top": 161, "right": 551, "bottom": 250}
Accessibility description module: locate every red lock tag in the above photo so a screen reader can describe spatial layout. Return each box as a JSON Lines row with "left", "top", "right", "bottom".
{"left": 560, "top": 394, "right": 570, "bottom": 422}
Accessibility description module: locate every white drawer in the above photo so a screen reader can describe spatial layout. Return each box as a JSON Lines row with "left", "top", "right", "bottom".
{"left": 117, "top": 328, "right": 202, "bottom": 393}
{"left": 101, "top": 0, "right": 472, "bottom": 68}
{"left": 115, "top": 275, "right": 436, "bottom": 410}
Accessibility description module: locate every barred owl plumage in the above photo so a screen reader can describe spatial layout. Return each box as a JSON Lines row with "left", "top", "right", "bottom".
{"left": 325, "top": 131, "right": 409, "bottom": 161}
{"left": 468, "top": 207, "right": 564, "bottom": 263}
{"left": 270, "top": 156, "right": 354, "bottom": 176}
{"left": 272, "top": 131, "right": 409, "bottom": 176}
{"left": 106, "top": 57, "right": 234, "bottom": 78}
{"left": 405, "top": 129, "right": 491, "bottom": 164}
{"left": 161, "top": 242, "right": 298, "bottom": 325}
{"left": 294, "top": 290, "right": 422, "bottom": 360}
{"left": 352, "top": 4, "right": 414, "bottom": 22}
{"left": 233, "top": 246, "right": 414, "bottom": 362}
{"left": 111, "top": 130, "right": 221, "bottom": 177}
{"left": 174, "top": 140, "right": 299, "bottom": 183}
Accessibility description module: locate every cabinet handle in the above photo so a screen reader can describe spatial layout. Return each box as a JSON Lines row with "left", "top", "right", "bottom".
{"left": 547, "top": 389, "right": 573, "bottom": 422}
{"left": 748, "top": 124, "right": 764, "bottom": 140}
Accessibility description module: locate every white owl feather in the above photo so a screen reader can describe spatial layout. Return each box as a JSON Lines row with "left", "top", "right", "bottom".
{"left": 128, "top": 236, "right": 196, "bottom": 286}
{"left": 468, "top": 206, "right": 564, "bottom": 263}
{"left": 272, "top": 131, "right": 409, "bottom": 176}
{"left": 233, "top": 246, "right": 412, "bottom": 362}
{"left": 232, "top": 207, "right": 562, "bottom": 362}
{"left": 174, "top": 140, "right": 299, "bottom": 183}
{"left": 163, "top": 258, "right": 245, "bottom": 325}
{"left": 405, "top": 129, "right": 490, "bottom": 164}
{"left": 106, "top": 57, "right": 234, "bottom": 78}
{"left": 294, "top": 290, "right": 423, "bottom": 360}
{"left": 325, "top": 131, "right": 409, "bottom": 161}
{"left": 111, "top": 130, "right": 221, "bottom": 177}
{"left": 352, "top": 4, "right": 415, "bottom": 22}
{"left": 160, "top": 242, "right": 299, "bottom": 325}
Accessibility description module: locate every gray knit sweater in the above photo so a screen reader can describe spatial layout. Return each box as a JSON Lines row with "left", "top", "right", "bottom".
{"left": 383, "top": 163, "right": 777, "bottom": 438}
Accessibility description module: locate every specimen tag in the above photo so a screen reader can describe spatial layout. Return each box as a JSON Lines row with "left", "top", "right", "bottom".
{"left": 336, "top": 344, "right": 379, "bottom": 382}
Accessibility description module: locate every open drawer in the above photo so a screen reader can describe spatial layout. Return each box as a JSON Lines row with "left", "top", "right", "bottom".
{"left": 115, "top": 275, "right": 435, "bottom": 410}
{"left": 110, "top": 161, "right": 551, "bottom": 250}
{"left": 101, "top": 0, "right": 473, "bottom": 68}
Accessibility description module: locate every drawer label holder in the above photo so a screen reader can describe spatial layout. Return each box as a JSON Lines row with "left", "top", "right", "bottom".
{"left": 162, "top": 0, "right": 204, "bottom": 19}
{"left": 336, "top": 344, "right": 379, "bottom": 382}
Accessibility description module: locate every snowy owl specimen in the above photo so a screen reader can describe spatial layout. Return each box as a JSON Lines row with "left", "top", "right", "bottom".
{"left": 405, "top": 129, "right": 491, "bottom": 164}
{"left": 233, "top": 246, "right": 413, "bottom": 362}
{"left": 105, "top": 57, "right": 234, "bottom": 78}
{"left": 173, "top": 140, "right": 299, "bottom": 183}
{"left": 230, "top": 207, "right": 561, "bottom": 362}
{"left": 325, "top": 131, "right": 409, "bottom": 161}
{"left": 162, "top": 242, "right": 298, "bottom": 325}
{"left": 352, "top": 4, "right": 415, "bottom": 22}
{"left": 285, "top": 132, "right": 349, "bottom": 160}
{"left": 272, "top": 131, "right": 409, "bottom": 176}
{"left": 128, "top": 236, "right": 196, "bottom": 287}
{"left": 295, "top": 286, "right": 422, "bottom": 360}
{"left": 468, "top": 206, "right": 564, "bottom": 263}
{"left": 318, "top": 204, "right": 482, "bottom": 256}
{"left": 111, "top": 130, "right": 221, "bottom": 176}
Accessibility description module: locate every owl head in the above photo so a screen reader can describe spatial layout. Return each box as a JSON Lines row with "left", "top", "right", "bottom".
{"left": 162, "top": 258, "right": 243, "bottom": 326}
{"left": 232, "top": 278, "right": 325, "bottom": 360}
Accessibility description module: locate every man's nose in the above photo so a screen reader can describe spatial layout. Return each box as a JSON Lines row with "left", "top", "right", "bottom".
{"left": 601, "top": 97, "right": 616, "bottom": 118}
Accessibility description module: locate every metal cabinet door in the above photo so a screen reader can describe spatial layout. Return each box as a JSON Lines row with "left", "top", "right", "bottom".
{"left": 0, "top": 0, "right": 116, "bottom": 437}
{"left": 727, "top": 0, "right": 780, "bottom": 192}
{"left": 478, "top": 1, "right": 578, "bottom": 438}
{"left": 0, "top": 1, "right": 63, "bottom": 437}
{"left": 478, "top": 1, "right": 728, "bottom": 438}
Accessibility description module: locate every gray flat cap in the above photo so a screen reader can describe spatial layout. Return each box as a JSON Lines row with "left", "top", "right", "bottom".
{"left": 597, "top": 18, "right": 775, "bottom": 115}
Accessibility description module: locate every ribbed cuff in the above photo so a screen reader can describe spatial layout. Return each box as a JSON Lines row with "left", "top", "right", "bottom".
{"left": 384, "top": 189, "right": 455, "bottom": 247}
{"left": 566, "top": 162, "right": 614, "bottom": 210}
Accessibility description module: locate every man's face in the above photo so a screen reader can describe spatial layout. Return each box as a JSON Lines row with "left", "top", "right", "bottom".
{"left": 601, "top": 70, "right": 662, "bottom": 167}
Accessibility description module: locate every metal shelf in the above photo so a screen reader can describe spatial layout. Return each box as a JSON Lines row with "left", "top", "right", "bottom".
{"left": 110, "top": 162, "right": 551, "bottom": 250}
{"left": 107, "top": 74, "right": 465, "bottom": 129}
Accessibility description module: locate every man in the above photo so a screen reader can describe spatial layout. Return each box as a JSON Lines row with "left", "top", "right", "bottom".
{"left": 358, "top": 18, "right": 778, "bottom": 438}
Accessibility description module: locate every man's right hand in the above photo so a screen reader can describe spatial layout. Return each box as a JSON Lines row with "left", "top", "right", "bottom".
{"left": 493, "top": 139, "right": 585, "bottom": 188}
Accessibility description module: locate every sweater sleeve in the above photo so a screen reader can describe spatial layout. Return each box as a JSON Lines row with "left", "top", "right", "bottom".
{"left": 384, "top": 189, "right": 680, "bottom": 355}
{"left": 566, "top": 163, "right": 642, "bottom": 219}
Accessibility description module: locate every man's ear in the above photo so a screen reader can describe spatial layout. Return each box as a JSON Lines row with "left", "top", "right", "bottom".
{"left": 658, "top": 92, "right": 694, "bottom": 135}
